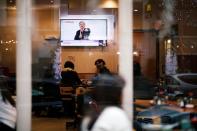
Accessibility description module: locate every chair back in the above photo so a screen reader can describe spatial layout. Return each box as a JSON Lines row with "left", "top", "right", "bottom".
{"left": 59, "top": 86, "right": 74, "bottom": 100}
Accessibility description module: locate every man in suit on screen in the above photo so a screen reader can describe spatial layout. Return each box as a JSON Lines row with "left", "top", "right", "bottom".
{"left": 74, "top": 21, "right": 90, "bottom": 40}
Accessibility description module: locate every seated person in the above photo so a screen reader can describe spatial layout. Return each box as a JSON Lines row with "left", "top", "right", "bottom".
{"left": 0, "top": 77, "right": 16, "bottom": 131}
{"left": 94, "top": 59, "right": 111, "bottom": 75}
{"left": 91, "top": 59, "right": 111, "bottom": 86}
{"left": 61, "top": 61, "right": 82, "bottom": 87}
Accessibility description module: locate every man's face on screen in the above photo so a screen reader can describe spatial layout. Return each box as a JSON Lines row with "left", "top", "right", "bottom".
{"left": 79, "top": 21, "right": 85, "bottom": 31}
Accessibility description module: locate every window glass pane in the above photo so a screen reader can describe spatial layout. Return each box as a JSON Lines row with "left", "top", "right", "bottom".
{"left": 2, "top": 0, "right": 196, "bottom": 131}
{"left": 0, "top": 0, "right": 17, "bottom": 131}
{"left": 134, "top": 0, "right": 197, "bottom": 130}
{"left": 178, "top": 75, "right": 197, "bottom": 85}
{"left": 0, "top": 0, "right": 16, "bottom": 93}
{"left": 31, "top": 0, "right": 122, "bottom": 131}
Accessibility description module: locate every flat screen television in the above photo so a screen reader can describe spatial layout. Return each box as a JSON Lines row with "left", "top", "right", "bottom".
{"left": 60, "top": 15, "right": 114, "bottom": 47}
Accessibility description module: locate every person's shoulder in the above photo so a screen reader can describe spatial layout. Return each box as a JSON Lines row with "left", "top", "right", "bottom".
{"left": 61, "top": 70, "right": 73, "bottom": 75}
{"left": 62, "top": 70, "right": 77, "bottom": 73}
{"left": 99, "top": 106, "right": 129, "bottom": 121}
{"left": 92, "top": 106, "right": 131, "bottom": 131}
{"left": 72, "top": 71, "right": 80, "bottom": 76}
{"left": 103, "top": 106, "right": 126, "bottom": 115}
{"left": 76, "top": 30, "right": 80, "bottom": 33}
{"left": 61, "top": 71, "right": 67, "bottom": 75}
{"left": 100, "top": 67, "right": 110, "bottom": 74}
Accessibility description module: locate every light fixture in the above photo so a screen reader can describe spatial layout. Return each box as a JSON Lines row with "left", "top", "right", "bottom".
{"left": 167, "top": 39, "right": 171, "bottom": 44}
{"left": 134, "top": 9, "right": 138, "bottom": 12}
{"left": 88, "top": 52, "right": 93, "bottom": 56}
{"left": 133, "top": 51, "right": 139, "bottom": 56}
{"left": 99, "top": 0, "right": 118, "bottom": 8}
{"left": 116, "top": 51, "right": 120, "bottom": 55}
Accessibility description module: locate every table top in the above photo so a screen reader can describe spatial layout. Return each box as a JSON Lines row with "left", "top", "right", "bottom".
{"left": 134, "top": 99, "right": 197, "bottom": 113}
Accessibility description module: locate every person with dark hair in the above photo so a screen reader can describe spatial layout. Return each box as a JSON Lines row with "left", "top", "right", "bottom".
{"left": 134, "top": 60, "right": 141, "bottom": 76}
{"left": 94, "top": 59, "right": 110, "bottom": 75}
{"left": 0, "top": 77, "right": 16, "bottom": 131}
{"left": 61, "top": 61, "right": 82, "bottom": 87}
{"left": 64, "top": 61, "right": 74, "bottom": 69}
{"left": 74, "top": 21, "right": 91, "bottom": 40}
{"left": 81, "top": 74, "right": 131, "bottom": 131}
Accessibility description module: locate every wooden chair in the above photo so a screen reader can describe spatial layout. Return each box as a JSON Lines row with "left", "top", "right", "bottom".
{"left": 59, "top": 86, "right": 75, "bottom": 101}
{"left": 59, "top": 86, "right": 76, "bottom": 117}
{"left": 60, "top": 86, "right": 83, "bottom": 129}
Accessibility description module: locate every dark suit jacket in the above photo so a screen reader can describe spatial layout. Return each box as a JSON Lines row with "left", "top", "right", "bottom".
{"left": 74, "top": 30, "right": 84, "bottom": 40}
{"left": 74, "top": 28, "right": 90, "bottom": 40}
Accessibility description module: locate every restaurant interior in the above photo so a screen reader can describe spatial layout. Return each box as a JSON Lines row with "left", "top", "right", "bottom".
{"left": 0, "top": 0, "right": 197, "bottom": 131}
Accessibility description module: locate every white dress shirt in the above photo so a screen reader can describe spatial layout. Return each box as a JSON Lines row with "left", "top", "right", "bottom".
{"left": 0, "top": 92, "right": 16, "bottom": 129}
{"left": 81, "top": 106, "right": 131, "bottom": 131}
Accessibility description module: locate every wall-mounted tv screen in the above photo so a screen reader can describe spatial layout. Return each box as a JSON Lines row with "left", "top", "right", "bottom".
{"left": 60, "top": 15, "right": 114, "bottom": 47}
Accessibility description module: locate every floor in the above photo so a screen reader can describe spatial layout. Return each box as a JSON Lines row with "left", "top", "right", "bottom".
{"left": 32, "top": 116, "right": 77, "bottom": 131}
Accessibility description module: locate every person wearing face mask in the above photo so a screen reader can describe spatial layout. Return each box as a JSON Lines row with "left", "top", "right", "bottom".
{"left": 74, "top": 21, "right": 90, "bottom": 40}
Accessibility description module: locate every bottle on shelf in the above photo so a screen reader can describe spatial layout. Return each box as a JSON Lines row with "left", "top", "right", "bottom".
{"left": 187, "top": 92, "right": 193, "bottom": 104}
{"left": 177, "top": 97, "right": 185, "bottom": 108}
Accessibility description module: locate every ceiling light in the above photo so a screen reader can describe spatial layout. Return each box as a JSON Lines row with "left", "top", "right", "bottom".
{"left": 134, "top": 9, "right": 138, "bottom": 12}
{"left": 133, "top": 51, "right": 139, "bottom": 56}
{"left": 167, "top": 39, "right": 171, "bottom": 44}
{"left": 99, "top": 0, "right": 118, "bottom": 8}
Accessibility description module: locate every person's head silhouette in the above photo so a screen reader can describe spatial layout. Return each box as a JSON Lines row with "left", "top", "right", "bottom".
{"left": 94, "top": 59, "right": 110, "bottom": 74}
{"left": 79, "top": 21, "right": 90, "bottom": 40}
{"left": 92, "top": 74, "right": 125, "bottom": 106}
